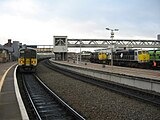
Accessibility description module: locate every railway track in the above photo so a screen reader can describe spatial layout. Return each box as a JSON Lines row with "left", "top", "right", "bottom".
{"left": 17, "top": 70, "right": 85, "bottom": 120}
{"left": 44, "top": 60, "right": 160, "bottom": 107}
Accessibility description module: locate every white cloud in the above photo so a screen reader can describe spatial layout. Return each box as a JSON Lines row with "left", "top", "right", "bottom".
{"left": 0, "top": 14, "right": 105, "bottom": 45}
{"left": 1, "top": 0, "right": 39, "bottom": 17}
{"left": 0, "top": 0, "right": 159, "bottom": 46}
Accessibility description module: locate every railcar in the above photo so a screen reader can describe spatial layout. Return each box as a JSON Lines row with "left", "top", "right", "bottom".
{"left": 90, "top": 49, "right": 150, "bottom": 68}
{"left": 112, "top": 49, "right": 150, "bottom": 68}
{"left": 90, "top": 52, "right": 107, "bottom": 63}
{"left": 81, "top": 51, "right": 92, "bottom": 61}
{"left": 148, "top": 50, "right": 160, "bottom": 68}
{"left": 18, "top": 47, "right": 37, "bottom": 72}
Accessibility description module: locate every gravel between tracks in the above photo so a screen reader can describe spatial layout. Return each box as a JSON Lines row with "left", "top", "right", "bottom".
{"left": 36, "top": 61, "right": 160, "bottom": 120}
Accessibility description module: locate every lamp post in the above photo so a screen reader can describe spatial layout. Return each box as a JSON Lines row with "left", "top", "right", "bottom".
{"left": 106, "top": 28, "right": 119, "bottom": 67}
{"left": 80, "top": 39, "right": 82, "bottom": 63}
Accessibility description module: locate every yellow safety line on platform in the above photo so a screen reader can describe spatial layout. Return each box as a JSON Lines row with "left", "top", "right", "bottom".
{"left": 0, "top": 63, "right": 17, "bottom": 92}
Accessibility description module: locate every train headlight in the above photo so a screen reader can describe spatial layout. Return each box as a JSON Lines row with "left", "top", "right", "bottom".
{"left": 32, "top": 61, "right": 36, "bottom": 64}
{"left": 20, "top": 60, "right": 24, "bottom": 64}
{"left": 31, "top": 59, "right": 37, "bottom": 65}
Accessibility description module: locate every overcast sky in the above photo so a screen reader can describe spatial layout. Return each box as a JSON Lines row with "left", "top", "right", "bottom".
{"left": 0, "top": 0, "right": 159, "bottom": 45}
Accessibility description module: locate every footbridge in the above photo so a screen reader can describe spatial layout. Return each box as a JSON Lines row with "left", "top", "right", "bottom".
{"left": 67, "top": 38, "right": 160, "bottom": 48}
{"left": 27, "top": 37, "right": 160, "bottom": 52}
{"left": 27, "top": 36, "right": 160, "bottom": 60}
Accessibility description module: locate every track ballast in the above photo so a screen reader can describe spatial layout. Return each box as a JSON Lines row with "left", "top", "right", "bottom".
{"left": 17, "top": 70, "right": 85, "bottom": 120}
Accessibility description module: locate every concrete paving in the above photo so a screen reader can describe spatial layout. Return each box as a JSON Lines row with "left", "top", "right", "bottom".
{"left": 0, "top": 63, "right": 22, "bottom": 120}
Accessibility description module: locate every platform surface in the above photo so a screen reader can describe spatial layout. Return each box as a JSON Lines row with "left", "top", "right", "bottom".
{"left": 53, "top": 60, "right": 160, "bottom": 80}
{"left": 0, "top": 62, "right": 22, "bottom": 120}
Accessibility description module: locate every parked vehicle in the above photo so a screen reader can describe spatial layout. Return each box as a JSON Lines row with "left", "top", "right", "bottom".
{"left": 148, "top": 50, "right": 160, "bottom": 68}
{"left": 90, "top": 49, "right": 150, "bottom": 68}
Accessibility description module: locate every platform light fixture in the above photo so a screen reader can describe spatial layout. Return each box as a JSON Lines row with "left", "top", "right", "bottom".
{"left": 106, "top": 27, "right": 119, "bottom": 67}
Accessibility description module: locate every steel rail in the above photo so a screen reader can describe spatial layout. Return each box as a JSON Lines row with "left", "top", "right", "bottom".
{"left": 34, "top": 75, "right": 86, "bottom": 120}
{"left": 21, "top": 72, "right": 85, "bottom": 120}
{"left": 22, "top": 74, "right": 42, "bottom": 120}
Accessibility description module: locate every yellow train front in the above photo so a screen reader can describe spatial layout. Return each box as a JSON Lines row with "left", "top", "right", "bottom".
{"left": 18, "top": 47, "right": 37, "bottom": 72}
{"left": 137, "top": 50, "right": 150, "bottom": 63}
{"left": 112, "top": 49, "right": 150, "bottom": 68}
{"left": 90, "top": 52, "right": 107, "bottom": 63}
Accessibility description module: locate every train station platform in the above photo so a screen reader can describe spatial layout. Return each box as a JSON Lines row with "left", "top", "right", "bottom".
{"left": 51, "top": 60, "right": 160, "bottom": 80}
{"left": 49, "top": 59, "right": 160, "bottom": 93}
{"left": 0, "top": 62, "right": 28, "bottom": 120}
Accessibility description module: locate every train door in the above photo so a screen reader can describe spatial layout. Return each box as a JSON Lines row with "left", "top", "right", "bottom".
{"left": 134, "top": 50, "right": 138, "bottom": 61}
{"left": 137, "top": 50, "right": 142, "bottom": 63}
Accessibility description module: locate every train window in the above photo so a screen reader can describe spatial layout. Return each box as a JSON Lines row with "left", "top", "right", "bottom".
{"left": 138, "top": 51, "right": 142, "bottom": 54}
{"left": 156, "top": 51, "right": 160, "bottom": 54}
{"left": 141, "top": 51, "right": 147, "bottom": 54}
{"left": 29, "top": 50, "right": 36, "bottom": 58}
{"left": 20, "top": 51, "right": 25, "bottom": 57}
{"left": 20, "top": 50, "right": 36, "bottom": 58}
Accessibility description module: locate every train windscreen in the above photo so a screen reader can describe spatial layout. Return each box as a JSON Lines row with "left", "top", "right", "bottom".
{"left": 20, "top": 49, "right": 36, "bottom": 58}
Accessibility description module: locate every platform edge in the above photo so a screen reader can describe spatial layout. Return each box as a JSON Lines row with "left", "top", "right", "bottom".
{"left": 14, "top": 65, "right": 29, "bottom": 120}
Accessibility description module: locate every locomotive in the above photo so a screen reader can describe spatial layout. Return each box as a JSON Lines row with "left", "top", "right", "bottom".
{"left": 90, "top": 49, "right": 150, "bottom": 68}
{"left": 112, "top": 49, "right": 150, "bottom": 68}
{"left": 90, "top": 52, "right": 107, "bottom": 63}
{"left": 148, "top": 50, "right": 160, "bottom": 68}
{"left": 18, "top": 47, "right": 37, "bottom": 72}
